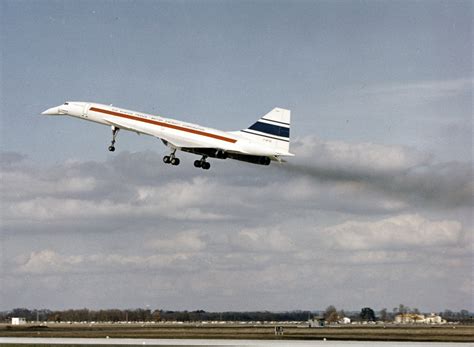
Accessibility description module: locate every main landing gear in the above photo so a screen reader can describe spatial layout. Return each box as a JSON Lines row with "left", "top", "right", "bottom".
{"left": 163, "top": 149, "right": 180, "bottom": 166}
{"left": 194, "top": 156, "right": 210, "bottom": 170}
{"left": 108, "top": 126, "right": 119, "bottom": 152}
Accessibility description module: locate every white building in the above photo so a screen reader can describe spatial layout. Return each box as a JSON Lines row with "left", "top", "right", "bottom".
{"left": 339, "top": 317, "right": 351, "bottom": 324}
{"left": 394, "top": 313, "right": 446, "bottom": 324}
{"left": 308, "top": 317, "right": 325, "bottom": 327}
{"left": 395, "top": 313, "right": 425, "bottom": 323}
{"left": 424, "top": 313, "right": 446, "bottom": 324}
{"left": 11, "top": 317, "right": 26, "bottom": 325}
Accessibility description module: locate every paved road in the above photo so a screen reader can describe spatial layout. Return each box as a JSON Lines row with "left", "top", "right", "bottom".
{"left": 0, "top": 337, "right": 470, "bottom": 346}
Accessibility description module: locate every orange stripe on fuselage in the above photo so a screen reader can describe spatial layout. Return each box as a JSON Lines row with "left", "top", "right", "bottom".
{"left": 89, "top": 107, "right": 237, "bottom": 144}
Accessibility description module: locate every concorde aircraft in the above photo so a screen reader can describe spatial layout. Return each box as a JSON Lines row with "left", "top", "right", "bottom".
{"left": 42, "top": 102, "right": 293, "bottom": 170}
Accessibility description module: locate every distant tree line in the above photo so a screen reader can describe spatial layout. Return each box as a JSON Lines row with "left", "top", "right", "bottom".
{"left": 1, "top": 306, "right": 471, "bottom": 324}
{"left": 0, "top": 308, "right": 313, "bottom": 323}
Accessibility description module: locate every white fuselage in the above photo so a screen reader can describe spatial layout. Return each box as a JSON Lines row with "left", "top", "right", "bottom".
{"left": 43, "top": 102, "right": 287, "bottom": 157}
{"left": 42, "top": 101, "right": 294, "bottom": 168}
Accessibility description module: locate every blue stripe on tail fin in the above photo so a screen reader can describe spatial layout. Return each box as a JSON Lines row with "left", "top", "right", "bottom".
{"left": 243, "top": 108, "right": 290, "bottom": 141}
{"left": 239, "top": 107, "right": 291, "bottom": 153}
{"left": 248, "top": 121, "right": 290, "bottom": 138}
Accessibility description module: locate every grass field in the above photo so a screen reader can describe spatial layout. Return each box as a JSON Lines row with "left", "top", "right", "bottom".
{"left": 1, "top": 323, "right": 473, "bottom": 342}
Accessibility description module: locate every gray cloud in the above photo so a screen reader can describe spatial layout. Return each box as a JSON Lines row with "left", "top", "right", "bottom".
{"left": 0, "top": 142, "right": 472, "bottom": 311}
{"left": 147, "top": 231, "right": 207, "bottom": 253}
{"left": 322, "top": 214, "right": 463, "bottom": 251}
{"left": 359, "top": 78, "right": 472, "bottom": 104}
{"left": 0, "top": 151, "right": 27, "bottom": 166}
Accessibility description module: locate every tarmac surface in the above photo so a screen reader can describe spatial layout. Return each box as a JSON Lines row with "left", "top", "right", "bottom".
{"left": 2, "top": 323, "right": 473, "bottom": 344}
{"left": 0, "top": 337, "right": 471, "bottom": 346}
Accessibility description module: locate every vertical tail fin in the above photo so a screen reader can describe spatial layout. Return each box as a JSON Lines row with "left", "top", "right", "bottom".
{"left": 240, "top": 108, "right": 291, "bottom": 153}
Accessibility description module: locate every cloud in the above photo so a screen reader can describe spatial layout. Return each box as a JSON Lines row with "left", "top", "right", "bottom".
{"left": 0, "top": 151, "right": 27, "bottom": 166}
{"left": 323, "top": 214, "right": 463, "bottom": 250}
{"left": 231, "top": 227, "right": 296, "bottom": 253}
{"left": 17, "top": 249, "right": 200, "bottom": 275}
{"left": 1, "top": 157, "right": 232, "bottom": 225}
{"left": 18, "top": 250, "right": 84, "bottom": 274}
{"left": 360, "top": 78, "right": 472, "bottom": 103}
{"left": 2, "top": 140, "right": 471, "bottom": 234}
{"left": 147, "top": 231, "right": 207, "bottom": 253}
{"left": 1, "top": 146, "right": 472, "bottom": 311}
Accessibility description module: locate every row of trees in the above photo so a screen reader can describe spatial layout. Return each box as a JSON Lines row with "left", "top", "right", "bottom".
{"left": 0, "top": 308, "right": 313, "bottom": 323}
{"left": 321, "top": 305, "right": 376, "bottom": 323}
{"left": 1, "top": 306, "right": 471, "bottom": 323}
{"left": 1, "top": 308, "right": 158, "bottom": 323}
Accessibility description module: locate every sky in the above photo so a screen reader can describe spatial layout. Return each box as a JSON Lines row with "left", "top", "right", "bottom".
{"left": 0, "top": 0, "right": 472, "bottom": 312}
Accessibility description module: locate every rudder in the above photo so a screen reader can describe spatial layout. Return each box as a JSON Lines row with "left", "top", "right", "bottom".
{"left": 241, "top": 108, "right": 291, "bottom": 152}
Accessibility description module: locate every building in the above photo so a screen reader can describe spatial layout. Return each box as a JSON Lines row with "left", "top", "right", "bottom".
{"left": 308, "top": 316, "right": 325, "bottom": 327}
{"left": 339, "top": 317, "right": 351, "bottom": 324}
{"left": 394, "top": 313, "right": 446, "bottom": 324}
{"left": 11, "top": 317, "right": 26, "bottom": 325}
{"left": 424, "top": 313, "right": 446, "bottom": 324}
{"left": 395, "top": 313, "right": 425, "bottom": 323}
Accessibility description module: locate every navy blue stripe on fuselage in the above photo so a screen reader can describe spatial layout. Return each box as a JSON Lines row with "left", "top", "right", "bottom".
{"left": 241, "top": 130, "right": 290, "bottom": 142}
{"left": 248, "top": 121, "right": 290, "bottom": 138}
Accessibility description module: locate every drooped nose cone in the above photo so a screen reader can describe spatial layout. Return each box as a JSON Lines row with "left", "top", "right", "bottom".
{"left": 41, "top": 105, "right": 65, "bottom": 115}
{"left": 41, "top": 106, "right": 60, "bottom": 115}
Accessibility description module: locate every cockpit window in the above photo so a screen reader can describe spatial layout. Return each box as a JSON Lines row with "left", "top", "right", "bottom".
{"left": 64, "top": 102, "right": 69, "bottom": 105}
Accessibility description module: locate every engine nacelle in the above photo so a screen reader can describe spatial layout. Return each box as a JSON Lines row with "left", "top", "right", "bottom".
{"left": 258, "top": 156, "right": 271, "bottom": 165}
{"left": 228, "top": 153, "right": 271, "bottom": 165}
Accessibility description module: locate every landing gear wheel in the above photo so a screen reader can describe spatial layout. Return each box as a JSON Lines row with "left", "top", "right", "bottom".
{"left": 108, "top": 146, "right": 115, "bottom": 152}
{"left": 171, "top": 158, "right": 180, "bottom": 166}
{"left": 194, "top": 156, "right": 210, "bottom": 170}
{"left": 163, "top": 156, "right": 171, "bottom": 164}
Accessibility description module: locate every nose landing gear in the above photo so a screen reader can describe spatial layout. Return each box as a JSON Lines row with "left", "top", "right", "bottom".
{"left": 108, "top": 126, "right": 119, "bottom": 152}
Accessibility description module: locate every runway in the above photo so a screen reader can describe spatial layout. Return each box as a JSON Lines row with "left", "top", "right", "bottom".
{"left": 0, "top": 337, "right": 470, "bottom": 346}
